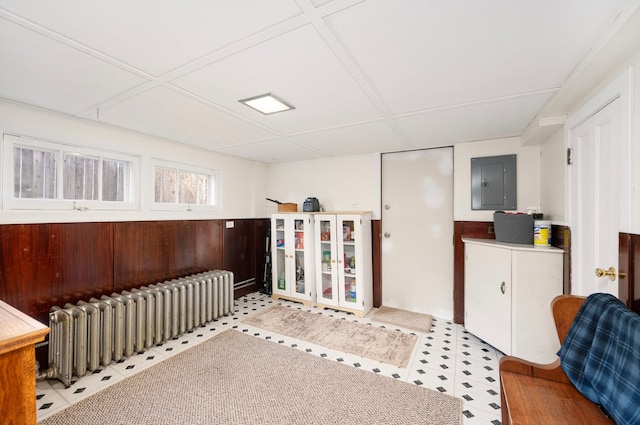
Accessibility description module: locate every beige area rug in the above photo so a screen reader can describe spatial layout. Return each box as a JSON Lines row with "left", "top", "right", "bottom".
{"left": 242, "top": 305, "right": 417, "bottom": 368}
{"left": 40, "top": 330, "right": 462, "bottom": 425}
{"left": 367, "top": 306, "right": 433, "bottom": 333}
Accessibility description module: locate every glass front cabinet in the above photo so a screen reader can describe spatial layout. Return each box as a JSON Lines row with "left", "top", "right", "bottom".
{"left": 271, "top": 213, "right": 316, "bottom": 306}
{"left": 314, "top": 212, "right": 372, "bottom": 317}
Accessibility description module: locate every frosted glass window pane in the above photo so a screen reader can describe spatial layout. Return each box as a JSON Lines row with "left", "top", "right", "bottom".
{"left": 103, "top": 159, "right": 127, "bottom": 202}
{"left": 155, "top": 167, "right": 176, "bottom": 203}
{"left": 178, "top": 171, "right": 197, "bottom": 205}
{"left": 198, "top": 174, "right": 208, "bottom": 205}
{"left": 63, "top": 154, "right": 99, "bottom": 200}
{"left": 13, "top": 146, "right": 57, "bottom": 199}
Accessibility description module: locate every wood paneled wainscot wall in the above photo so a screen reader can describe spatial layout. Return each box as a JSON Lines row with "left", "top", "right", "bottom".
{"left": 0, "top": 219, "right": 270, "bottom": 364}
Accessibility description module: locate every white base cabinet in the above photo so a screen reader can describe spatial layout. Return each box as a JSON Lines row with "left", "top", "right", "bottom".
{"left": 271, "top": 213, "right": 316, "bottom": 306}
{"left": 314, "top": 212, "right": 372, "bottom": 317}
{"left": 463, "top": 238, "right": 563, "bottom": 364}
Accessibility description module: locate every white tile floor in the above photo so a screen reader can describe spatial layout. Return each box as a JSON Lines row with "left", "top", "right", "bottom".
{"left": 36, "top": 292, "right": 503, "bottom": 424}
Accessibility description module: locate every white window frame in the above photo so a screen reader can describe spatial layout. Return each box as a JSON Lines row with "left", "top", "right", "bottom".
{"left": 151, "top": 158, "right": 221, "bottom": 212}
{"left": 2, "top": 133, "right": 139, "bottom": 211}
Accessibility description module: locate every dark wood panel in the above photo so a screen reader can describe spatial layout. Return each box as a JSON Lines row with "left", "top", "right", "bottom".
{"left": 173, "top": 220, "right": 196, "bottom": 274}
{"left": 0, "top": 224, "right": 63, "bottom": 322}
{"left": 372, "top": 219, "right": 381, "bottom": 308}
{"left": 60, "top": 222, "right": 114, "bottom": 306}
{"left": 633, "top": 234, "right": 640, "bottom": 313}
{"left": 619, "top": 232, "right": 640, "bottom": 313}
{"left": 113, "top": 220, "right": 224, "bottom": 291}
{"left": 619, "top": 233, "right": 631, "bottom": 308}
{"left": 223, "top": 219, "right": 255, "bottom": 285}
{"left": 194, "top": 220, "right": 224, "bottom": 271}
{"left": 114, "top": 221, "right": 174, "bottom": 290}
{"left": 551, "top": 225, "right": 571, "bottom": 295}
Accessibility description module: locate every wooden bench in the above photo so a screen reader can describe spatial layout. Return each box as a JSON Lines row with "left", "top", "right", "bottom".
{"left": 499, "top": 295, "right": 614, "bottom": 425}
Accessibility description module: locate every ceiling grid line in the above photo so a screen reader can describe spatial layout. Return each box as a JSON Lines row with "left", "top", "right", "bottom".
{"left": 295, "top": 0, "right": 414, "bottom": 150}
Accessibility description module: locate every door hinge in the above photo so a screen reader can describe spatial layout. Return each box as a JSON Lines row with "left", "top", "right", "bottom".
{"left": 567, "top": 148, "right": 573, "bottom": 165}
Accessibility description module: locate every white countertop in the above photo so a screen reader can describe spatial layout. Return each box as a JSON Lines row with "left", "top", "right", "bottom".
{"left": 462, "top": 237, "right": 564, "bottom": 253}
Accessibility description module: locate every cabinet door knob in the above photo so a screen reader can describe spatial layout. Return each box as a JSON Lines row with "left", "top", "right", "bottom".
{"left": 500, "top": 281, "right": 506, "bottom": 294}
{"left": 384, "top": 232, "right": 391, "bottom": 238}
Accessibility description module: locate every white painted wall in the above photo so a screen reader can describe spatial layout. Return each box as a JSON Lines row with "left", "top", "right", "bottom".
{"left": 266, "top": 137, "right": 544, "bottom": 224}
{"left": 453, "top": 137, "right": 542, "bottom": 221}
{"left": 0, "top": 100, "right": 264, "bottom": 223}
{"left": 540, "top": 129, "right": 566, "bottom": 224}
{"left": 265, "top": 153, "right": 381, "bottom": 218}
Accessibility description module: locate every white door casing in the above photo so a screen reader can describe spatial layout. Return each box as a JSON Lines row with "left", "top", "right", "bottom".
{"left": 565, "top": 68, "right": 633, "bottom": 297}
{"left": 381, "top": 148, "right": 454, "bottom": 319}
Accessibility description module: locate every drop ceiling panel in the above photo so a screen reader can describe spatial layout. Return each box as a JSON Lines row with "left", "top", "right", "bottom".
{"left": 1, "top": 1, "right": 637, "bottom": 163}
{"left": 172, "top": 24, "right": 382, "bottom": 134}
{"left": 98, "top": 86, "right": 276, "bottom": 149}
{"left": 395, "top": 92, "right": 554, "bottom": 147}
{"left": 324, "top": 0, "right": 630, "bottom": 115}
{"left": 217, "top": 138, "right": 325, "bottom": 163}
{"left": 0, "top": 0, "right": 304, "bottom": 76}
{"left": 0, "top": 17, "right": 145, "bottom": 115}
{"left": 292, "top": 120, "right": 405, "bottom": 157}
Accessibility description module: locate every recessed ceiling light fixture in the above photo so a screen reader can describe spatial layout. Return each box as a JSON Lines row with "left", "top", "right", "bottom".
{"left": 239, "top": 93, "right": 294, "bottom": 115}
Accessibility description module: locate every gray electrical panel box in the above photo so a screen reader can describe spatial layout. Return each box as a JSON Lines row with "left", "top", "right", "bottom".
{"left": 471, "top": 154, "right": 517, "bottom": 210}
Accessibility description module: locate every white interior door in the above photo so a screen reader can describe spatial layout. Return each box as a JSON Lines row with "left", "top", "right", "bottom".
{"left": 568, "top": 98, "right": 621, "bottom": 297}
{"left": 381, "top": 148, "right": 453, "bottom": 319}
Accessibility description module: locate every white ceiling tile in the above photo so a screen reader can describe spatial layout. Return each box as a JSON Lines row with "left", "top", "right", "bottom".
{"left": 0, "top": 17, "right": 145, "bottom": 115}
{"left": 98, "top": 86, "right": 276, "bottom": 149}
{"left": 395, "top": 92, "right": 554, "bottom": 148}
{"left": 1, "top": 1, "right": 637, "bottom": 163}
{"left": 293, "top": 120, "right": 405, "bottom": 156}
{"left": 172, "top": 24, "right": 383, "bottom": 134}
{"left": 324, "top": 0, "right": 630, "bottom": 114}
{"left": 0, "top": 0, "right": 303, "bottom": 76}
{"left": 217, "top": 138, "right": 326, "bottom": 163}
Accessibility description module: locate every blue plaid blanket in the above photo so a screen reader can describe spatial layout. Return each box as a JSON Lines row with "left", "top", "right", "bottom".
{"left": 558, "top": 293, "right": 640, "bottom": 425}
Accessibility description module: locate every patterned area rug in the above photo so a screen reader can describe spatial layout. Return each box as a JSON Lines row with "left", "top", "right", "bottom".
{"left": 39, "top": 330, "right": 461, "bottom": 425}
{"left": 367, "top": 306, "right": 433, "bottom": 333}
{"left": 242, "top": 304, "right": 417, "bottom": 367}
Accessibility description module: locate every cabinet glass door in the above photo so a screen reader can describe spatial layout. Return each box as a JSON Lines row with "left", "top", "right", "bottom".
{"left": 316, "top": 216, "right": 337, "bottom": 304}
{"left": 273, "top": 217, "right": 287, "bottom": 293}
{"left": 339, "top": 218, "right": 357, "bottom": 305}
{"left": 293, "top": 218, "right": 307, "bottom": 296}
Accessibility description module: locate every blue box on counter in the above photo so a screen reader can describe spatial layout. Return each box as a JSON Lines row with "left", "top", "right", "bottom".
{"left": 493, "top": 212, "right": 534, "bottom": 244}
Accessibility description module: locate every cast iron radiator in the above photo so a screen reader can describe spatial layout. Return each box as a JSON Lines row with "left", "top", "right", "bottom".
{"left": 42, "top": 270, "right": 234, "bottom": 387}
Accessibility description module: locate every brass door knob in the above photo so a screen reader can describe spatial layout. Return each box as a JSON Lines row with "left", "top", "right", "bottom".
{"left": 595, "top": 267, "right": 617, "bottom": 281}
